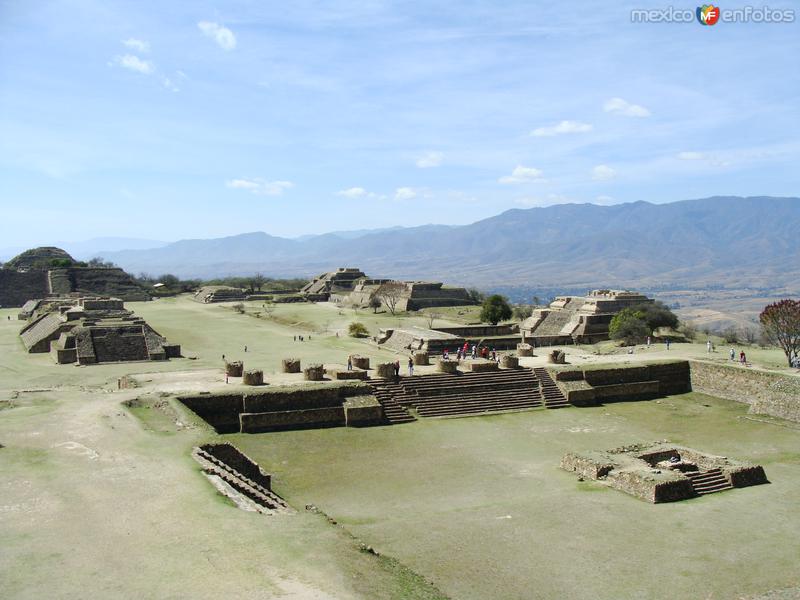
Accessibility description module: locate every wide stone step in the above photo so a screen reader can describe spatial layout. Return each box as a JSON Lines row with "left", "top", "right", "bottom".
{"left": 417, "top": 400, "right": 542, "bottom": 417}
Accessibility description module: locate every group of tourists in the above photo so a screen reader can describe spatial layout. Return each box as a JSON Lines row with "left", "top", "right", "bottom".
{"left": 729, "top": 347, "right": 748, "bottom": 365}
{"left": 441, "top": 343, "right": 498, "bottom": 362}
{"left": 293, "top": 335, "right": 310, "bottom": 342}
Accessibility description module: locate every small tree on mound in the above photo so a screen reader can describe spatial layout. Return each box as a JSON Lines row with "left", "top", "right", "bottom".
{"left": 348, "top": 322, "right": 369, "bottom": 338}
{"left": 480, "top": 295, "right": 512, "bottom": 325}
{"left": 760, "top": 299, "right": 800, "bottom": 367}
{"left": 369, "top": 295, "right": 382, "bottom": 314}
{"left": 632, "top": 301, "right": 679, "bottom": 333}
{"left": 609, "top": 308, "right": 650, "bottom": 345}
{"left": 377, "top": 282, "right": 406, "bottom": 316}
{"left": 513, "top": 305, "right": 534, "bottom": 321}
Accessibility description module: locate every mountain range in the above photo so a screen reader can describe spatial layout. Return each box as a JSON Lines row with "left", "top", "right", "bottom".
{"left": 62, "top": 196, "right": 800, "bottom": 291}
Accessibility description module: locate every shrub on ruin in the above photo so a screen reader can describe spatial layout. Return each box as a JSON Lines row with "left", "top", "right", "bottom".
{"left": 759, "top": 299, "right": 800, "bottom": 367}
{"left": 513, "top": 305, "right": 534, "bottom": 321}
{"left": 369, "top": 296, "right": 382, "bottom": 313}
{"left": 348, "top": 322, "right": 369, "bottom": 338}
{"left": 609, "top": 309, "right": 650, "bottom": 345}
{"left": 631, "top": 301, "right": 679, "bottom": 332}
{"left": 480, "top": 295, "right": 512, "bottom": 325}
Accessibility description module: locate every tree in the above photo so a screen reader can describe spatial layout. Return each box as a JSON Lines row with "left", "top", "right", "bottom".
{"left": 513, "top": 305, "right": 534, "bottom": 321}
{"left": 532, "top": 296, "right": 541, "bottom": 307}
{"left": 742, "top": 326, "right": 758, "bottom": 345}
{"left": 377, "top": 282, "right": 407, "bottom": 316}
{"left": 348, "top": 322, "right": 369, "bottom": 338}
{"left": 467, "top": 288, "right": 486, "bottom": 304}
{"left": 609, "top": 308, "right": 650, "bottom": 345}
{"left": 368, "top": 295, "right": 382, "bottom": 314}
{"left": 158, "top": 274, "right": 180, "bottom": 288}
{"left": 425, "top": 311, "right": 442, "bottom": 329}
{"left": 760, "top": 299, "right": 800, "bottom": 367}
{"left": 631, "top": 301, "right": 679, "bottom": 333}
{"left": 480, "top": 295, "right": 512, "bottom": 325}
{"left": 251, "top": 273, "right": 266, "bottom": 291}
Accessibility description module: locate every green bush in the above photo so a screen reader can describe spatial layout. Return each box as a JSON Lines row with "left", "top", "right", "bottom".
{"left": 480, "top": 295, "right": 512, "bottom": 325}
{"left": 348, "top": 322, "right": 369, "bottom": 338}
{"left": 609, "top": 308, "right": 650, "bottom": 345}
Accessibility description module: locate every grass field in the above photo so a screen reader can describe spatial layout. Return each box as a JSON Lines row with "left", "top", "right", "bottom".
{"left": 1, "top": 296, "right": 799, "bottom": 599}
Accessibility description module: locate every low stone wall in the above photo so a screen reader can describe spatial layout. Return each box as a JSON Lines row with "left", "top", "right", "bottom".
{"left": 560, "top": 453, "right": 614, "bottom": 480}
{"left": 689, "top": 360, "right": 800, "bottom": 423}
{"left": 466, "top": 360, "right": 499, "bottom": 373}
{"left": 282, "top": 358, "right": 301, "bottom": 373}
{"left": 200, "top": 443, "right": 271, "bottom": 489}
{"left": 240, "top": 407, "right": 346, "bottom": 433}
{"left": 728, "top": 465, "right": 769, "bottom": 487}
{"left": 180, "top": 393, "right": 245, "bottom": 433}
{"left": 438, "top": 359, "right": 459, "bottom": 374}
{"left": 343, "top": 395, "right": 385, "bottom": 426}
{"left": 606, "top": 470, "right": 695, "bottom": 503}
{"left": 331, "top": 369, "right": 369, "bottom": 380}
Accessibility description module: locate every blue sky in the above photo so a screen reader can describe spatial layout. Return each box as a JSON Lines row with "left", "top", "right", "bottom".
{"left": 1, "top": 0, "right": 798, "bottom": 246}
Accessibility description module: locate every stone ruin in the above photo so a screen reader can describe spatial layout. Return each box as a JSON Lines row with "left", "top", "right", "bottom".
{"left": 192, "top": 443, "right": 290, "bottom": 513}
{"left": 193, "top": 286, "right": 248, "bottom": 303}
{"left": 0, "top": 246, "right": 148, "bottom": 307}
{"left": 299, "top": 267, "right": 475, "bottom": 311}
{"left": 377, "top": 326, "right": 465, "bottom": 354}
{"left": 522, "top": 289, "right": 654, "bottom": 346}
{"left": 179, "top": 381, "right": 385, "bottom": 433}
{"left": 561, "top": 441, "right": 768, "bottom": 503}
{"left": 18, "top": 296, "right": 180, "bottom": 365}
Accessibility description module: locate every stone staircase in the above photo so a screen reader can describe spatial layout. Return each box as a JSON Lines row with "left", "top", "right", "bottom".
{"left": 371, "top": 368, "right": 569, "bottom": 419}
{"left": 685, "top": 468, "right": 733, "bottom": 496}
{"left": 370, "top": 382, "right": 417, "bottom": 424}
{"left": 193, "top": 447, "right": 291, "bottom": 513}
{"left": 533, "top": 367, "right": 570, "bottom": 408}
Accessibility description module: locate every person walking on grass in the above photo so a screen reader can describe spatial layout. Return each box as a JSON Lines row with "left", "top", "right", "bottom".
{"left": 730, "top": 347, "right": 735, "bottom": 361}
{"left": 707, "top": 339, "right": 712, "bottom": 353}
{"left": 740, "top": 351, "right": 747, "bottom": 365}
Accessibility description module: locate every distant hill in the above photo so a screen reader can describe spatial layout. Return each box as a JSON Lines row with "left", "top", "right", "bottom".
{"left": 98, "top": 196, "right": 800, "bottom": 290}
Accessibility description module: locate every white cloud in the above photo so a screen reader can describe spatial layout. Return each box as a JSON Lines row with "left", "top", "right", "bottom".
{"left": 530, "top": 120, "right": 593, "bottom": 137}
{"left": 498, "top": 165, "right": 545, "bottom": 184}
{"left": 415, "top": 151, "right": 444, "bottom": 168}
{"left": 595, "top": 195, "right": 615, "bottom": 204}
{"left": 122, "top": 38, "right": 149, "bottom": 53}
{"left": 394, "top": 187, "right": 418, "bottom": 200}
{"left": 603, "top": 97, "right": 651, "bottom": 117}
{"left": 677, "top": 150, "right": 730, "bottom": 167}
{"left": 592, "top": 164, "right": 617, "bottom": 180}
{"left": 113, "top": 54, "right": 153, "bottom": 75}
{"left": 226, "top": 178, "right": 293, "bottom": 196}
{"left": 198, "top": 21, "right": 237, "bottom": 51}
{"left": 337, "top": 187, "right": 368, "bottom": 198}
{"left": 161, "top": 76, "right": 179, "bottom": 92}
{"left": 677, "top": 151, "right": 705, "bottom": 160}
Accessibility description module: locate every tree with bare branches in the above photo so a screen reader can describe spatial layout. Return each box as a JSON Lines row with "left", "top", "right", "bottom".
{"left": 760, "top": 299, "right": 800, "bottom": 367}
{"left": 377, "top": 282, "right": 407, "bottom": 316}
{"left": 425, "top": 311, "right": 442, "bottom": 329}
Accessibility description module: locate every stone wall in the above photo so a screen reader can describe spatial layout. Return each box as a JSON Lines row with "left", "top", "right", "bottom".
{"left": 240, "top": 407, "right": 346, "bottom": 433}
{"left": 554, "top": 361, "right": 691, "bottom": 405}
{"left": 0, "top": 270, "right": 48, "bottom": 307}
{"left": 689, "top": 360, "right": 800, "bottom": 423}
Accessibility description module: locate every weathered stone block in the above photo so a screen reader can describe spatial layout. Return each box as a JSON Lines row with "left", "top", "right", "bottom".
{"left": 303, "top": 363, "right": 324, "bottom": 381}
{"left": 413, "top": 352, "right": 430, "bottom": 366}
{"left": 375, "top": 362, "right": 396, "bottom": 378}
{"left": 467, "top": 360, "right": 499, "bottom": 372}
{"left": 343, "top": 395, "right": 384, "bottom": 426}
{"left": 242, "top": 369, "right": 264, "bottom": 386}
{"left": 350, "top": 355, "right": 370, "bottom": 370}
{"left": 281, "top": 358, "right": 301, "bottom": 373}
{"left": 437, "top": 359, "right": 459, "bottom": 374}
{"left": 225, "top": 361, "right": 243, "bottom": 377}
{"left": 500, "top": 355, "right": 519, "bottom": 369}
{"left": 332, "top": 369, "right": 368, "bottom": 380}
{"left": 517, "top": 343, "right": 533, "bottom": 357}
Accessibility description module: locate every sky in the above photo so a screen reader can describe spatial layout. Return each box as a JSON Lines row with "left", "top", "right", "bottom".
{"left": 1, "top": 0, "right": 798, "bottom": 246}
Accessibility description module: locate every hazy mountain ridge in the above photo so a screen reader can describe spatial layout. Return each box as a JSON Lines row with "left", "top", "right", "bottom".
{"left": 96, "top": 196, "right": 800, "bottom": 289}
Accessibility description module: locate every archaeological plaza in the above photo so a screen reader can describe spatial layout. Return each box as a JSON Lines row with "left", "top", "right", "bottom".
{"left": 2, "top": 244, "right": 799, "bottom": 600}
